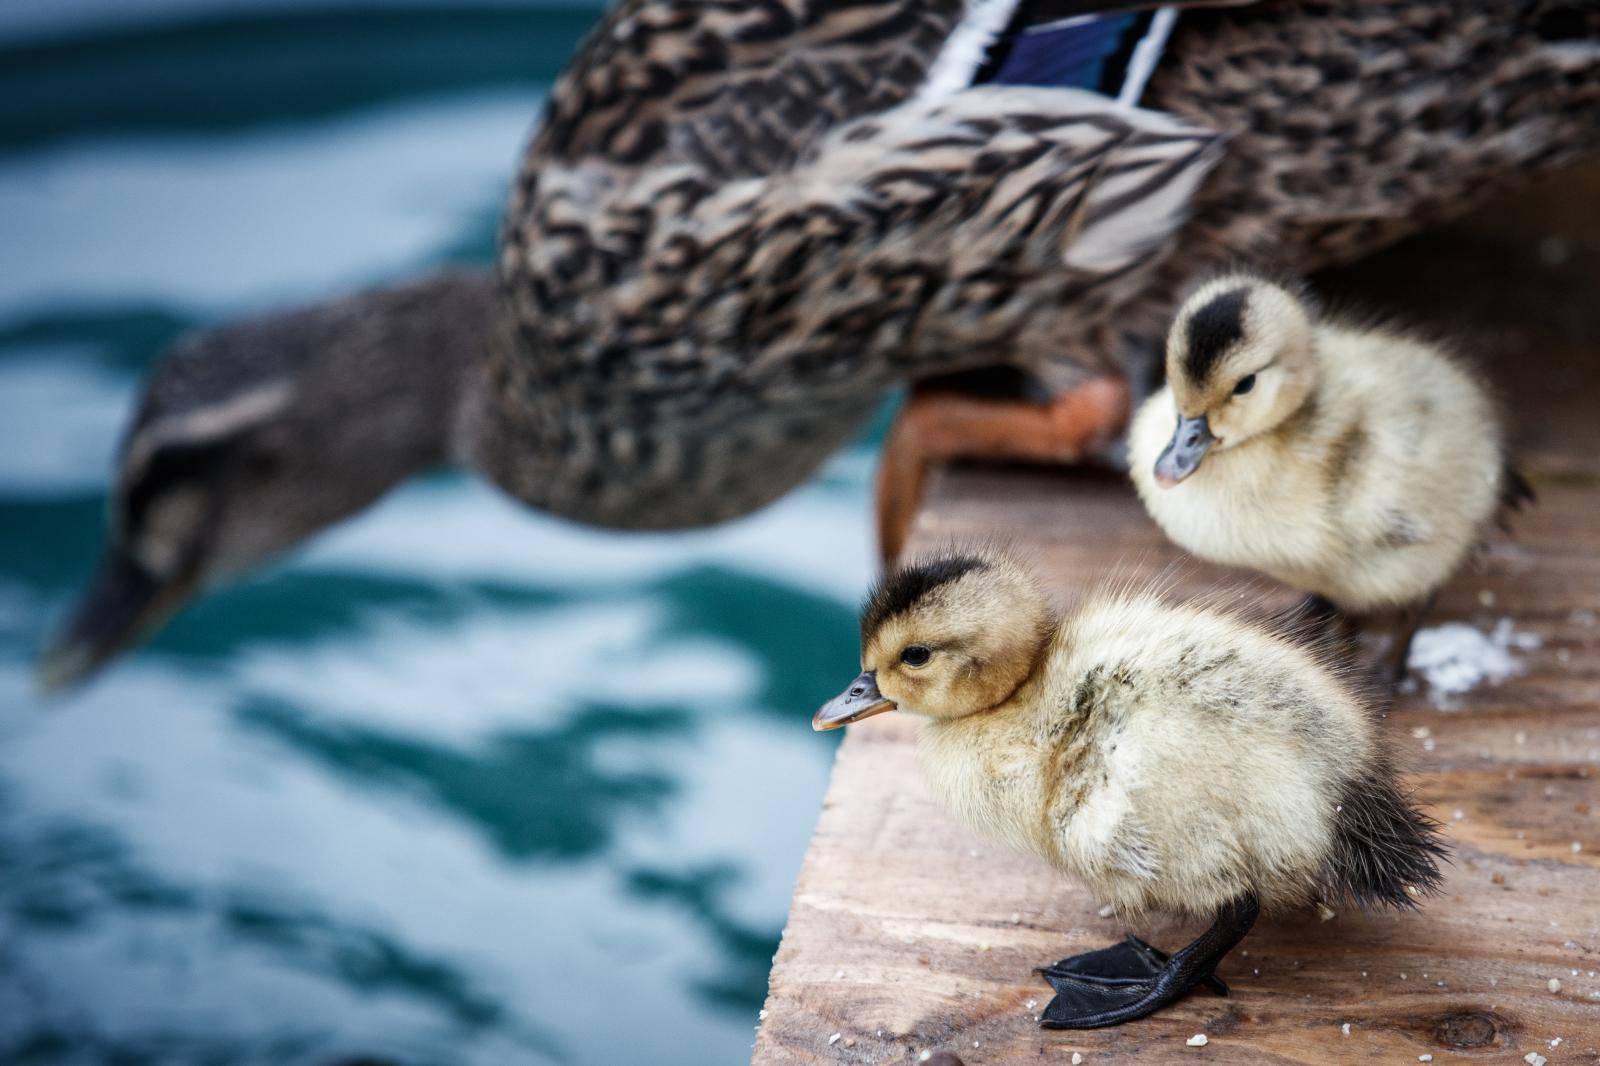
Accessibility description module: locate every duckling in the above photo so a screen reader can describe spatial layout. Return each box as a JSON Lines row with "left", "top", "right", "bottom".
{"left": 1128, "top": 274, "right": 1533, "bottom": 678}
{"left": 47, "top": 0, "right": 1596, "bottom": 685}
{"left": 815, "top": 548, "right": 1445, "bottom": 1028}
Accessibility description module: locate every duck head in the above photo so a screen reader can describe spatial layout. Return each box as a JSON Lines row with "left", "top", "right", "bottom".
{"left": 38, "top": 366, "right": 346, "bottom": 691}
{"left": 38, "top": 278, "right": 479, "bottom": 690}
{"left": 815, "top": 549, "right": 1052, "bottom": 729}
{"left": 1153, "top": 275, "right": 1317, "bottom": 486}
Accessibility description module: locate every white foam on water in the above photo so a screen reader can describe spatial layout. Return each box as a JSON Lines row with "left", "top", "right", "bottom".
{"left": 233, "top": 599, "right": 765, "bottom": 743}
{"left": 0, "top": 90, "right": 535, "bottom": 321}
{"left": 298, "top": 466, "right": 877, "bottom": 606}
{"left": 0, "top": 0, "right": 579, "bottom": 46}
{"left": 0, "top": 350, "right": 134, "bottom": 492}
{"left": 0, "top": 611, "right": 828, "bottom": 1063}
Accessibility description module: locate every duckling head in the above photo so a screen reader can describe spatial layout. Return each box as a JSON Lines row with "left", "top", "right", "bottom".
{"left": 1153, "top": 275, "right": 1316, "bottom": 486}
{"left": 814, "top": 549, "right": 1052, "bottom": 729}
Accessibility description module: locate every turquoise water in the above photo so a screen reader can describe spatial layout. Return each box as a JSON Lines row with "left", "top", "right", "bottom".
{"left": 0, "top": 6, "right": 879, "bottom": 1063}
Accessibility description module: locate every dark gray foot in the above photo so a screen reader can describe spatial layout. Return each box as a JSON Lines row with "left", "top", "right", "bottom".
{"left": 1039, "top": 937, "right": 1228, "bottom": 994}
{"left": 1388, "top": 591, "right": 1439, "bottom": 686}
{"left": 1035, "top": 896, "right": 1257, "bottom": 1029}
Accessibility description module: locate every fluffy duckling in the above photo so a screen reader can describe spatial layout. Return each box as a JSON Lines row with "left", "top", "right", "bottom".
{"left": 815, "top": 549, "right": 1445, "bottom": 1028}
{"left": 1129, "top": 274, "right": 1531, "bottom": 675}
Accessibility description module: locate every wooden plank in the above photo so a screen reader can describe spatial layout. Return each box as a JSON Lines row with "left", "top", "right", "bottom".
{"left": 753, "top": 162, "right": 1600, "bottom": 1065}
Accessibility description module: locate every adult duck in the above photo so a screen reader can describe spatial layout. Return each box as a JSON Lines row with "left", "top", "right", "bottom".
{"left": 43, "top": 0, "right": 1600, "bottom": 686}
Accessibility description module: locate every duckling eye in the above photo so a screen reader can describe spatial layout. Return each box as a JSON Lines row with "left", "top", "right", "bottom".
{"left": 900, "top": 645, "right": 932, "bottom": 667}
{"left": 1232, "top": 373, "right": 1257, "bottom": 396}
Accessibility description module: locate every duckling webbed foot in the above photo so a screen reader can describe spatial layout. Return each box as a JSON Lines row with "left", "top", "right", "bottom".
{"left": 1386, "top": 591, "right": 1439, "bottom": 685}
{"left": 1036, "top": 895, "right": 1258, "bottom": 1029}
{"left": 1039, "top": 936, "right": 1229, "bottom": 994}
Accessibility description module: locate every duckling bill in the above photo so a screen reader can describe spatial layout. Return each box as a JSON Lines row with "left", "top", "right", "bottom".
{"left": 817, "top": 548, "right": 1446, "bottom": 1028}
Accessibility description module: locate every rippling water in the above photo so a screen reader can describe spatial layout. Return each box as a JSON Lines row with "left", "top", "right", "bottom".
{"left": 0, "top": 6, "right": 879, "bottom": 1062}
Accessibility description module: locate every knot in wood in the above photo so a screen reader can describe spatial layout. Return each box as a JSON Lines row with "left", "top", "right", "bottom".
{"left": 1434, "top": 1010, "right": 1499, "bottom": 1048}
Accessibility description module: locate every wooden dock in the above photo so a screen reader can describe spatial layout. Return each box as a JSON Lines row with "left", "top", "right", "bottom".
{"left": 753, "top": 164, "right": 1600, "bottom": 1065}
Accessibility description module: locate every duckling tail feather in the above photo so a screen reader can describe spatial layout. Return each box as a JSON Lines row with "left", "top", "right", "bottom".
{"left": 1323, "top": 771, "right": 1449, "bottom": 910}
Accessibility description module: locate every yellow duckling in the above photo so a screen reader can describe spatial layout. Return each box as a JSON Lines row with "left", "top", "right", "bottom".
{"left": 1128, "top": 274, "right": 1531, "bottom": 675}
{"left": 815, "top": 548, "right": 1444, "bottom": 1028}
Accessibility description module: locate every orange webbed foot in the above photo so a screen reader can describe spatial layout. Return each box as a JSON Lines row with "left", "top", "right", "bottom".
{"left": 875, "top": 373, "right": 1129, "bottom": 563}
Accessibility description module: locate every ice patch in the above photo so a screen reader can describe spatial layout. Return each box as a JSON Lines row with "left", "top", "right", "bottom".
{"left": 1407, "top": 617, "right": 1541, "bottom": 709}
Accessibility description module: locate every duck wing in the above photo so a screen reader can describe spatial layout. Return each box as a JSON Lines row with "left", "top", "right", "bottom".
{"left": 532, "top": 0, "right": 1258, "bottom": 176}
{"left": 560, "top": 87, "right": 1226, "bottom": 384}
{"left": 534, "top": 0, "right": 970, "bottom": 174}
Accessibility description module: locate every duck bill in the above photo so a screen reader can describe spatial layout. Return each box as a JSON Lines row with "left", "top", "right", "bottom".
{"left": 813, "top": 670, "right": 896, "bottom": 731}
{"left": 1153, "top": 414, "right": 1215, "bottom": 487}
{"left": 36, "top": 549, "right": 191, "bottom": 692}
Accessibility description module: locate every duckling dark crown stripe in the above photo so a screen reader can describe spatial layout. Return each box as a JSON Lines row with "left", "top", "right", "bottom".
{"left": 862, "top": 555, "right": 988, "bottom": 637}
{"left": 1182, "top": 286, "right": 1250, "bottom": 385}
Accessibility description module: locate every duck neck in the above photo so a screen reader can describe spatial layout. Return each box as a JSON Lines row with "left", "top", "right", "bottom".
{"left": 457, "top": 302, "right": 882, "bottom": 531}
{"left": 214, "top": 270, "right": 498, "bottom": 528}
{"left": 221, "top": 266, "right": 877, "bottom": 536}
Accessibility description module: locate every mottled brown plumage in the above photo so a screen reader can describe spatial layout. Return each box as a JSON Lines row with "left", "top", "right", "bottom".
{"left": 46, "top": 0, "right": 1600, "bottom": 684}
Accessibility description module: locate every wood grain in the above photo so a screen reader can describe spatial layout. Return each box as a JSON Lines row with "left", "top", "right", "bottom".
{"left": 753, "top": 161, "right": 1600, "bottom": 1065}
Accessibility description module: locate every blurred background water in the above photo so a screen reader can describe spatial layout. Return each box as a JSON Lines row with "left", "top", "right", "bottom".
{"left": 0, "top": 3, "right": 882, "bottom": 1062}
